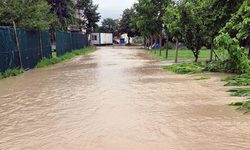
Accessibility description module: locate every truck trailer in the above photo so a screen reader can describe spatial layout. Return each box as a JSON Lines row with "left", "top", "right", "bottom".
{"left": 90, "top": 33, "right": 113, "bottom": 46}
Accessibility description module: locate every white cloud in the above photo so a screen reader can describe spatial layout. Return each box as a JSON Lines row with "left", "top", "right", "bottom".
{"left": 93, "top": 0, "right": 136, "bottom": 24}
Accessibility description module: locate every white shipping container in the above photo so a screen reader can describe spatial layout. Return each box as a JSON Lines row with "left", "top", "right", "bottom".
{"left": 90, "top": 33, "right": 113, "bottom": 46}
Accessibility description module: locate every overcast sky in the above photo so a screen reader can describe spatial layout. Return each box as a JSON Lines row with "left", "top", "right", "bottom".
{"left": 93, "top": 0, "right": 137, "bottom": 25}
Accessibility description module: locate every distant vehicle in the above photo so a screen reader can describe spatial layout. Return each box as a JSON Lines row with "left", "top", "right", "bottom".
{"left": 113, "top": 39, "right": 119, "bottom": 44}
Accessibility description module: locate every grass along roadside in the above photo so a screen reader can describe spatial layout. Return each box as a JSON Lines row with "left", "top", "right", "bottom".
{"left": 147, "top": 48, "right": 213, "bottom": 61}
{"left": 36, "top": 46, "right": 97, "bottom": 68}
{"left": 0, "top": 47, "right": 96, "bottom": 81}
{"left": 0, "top": 68, "right": 24, "bottom": 80}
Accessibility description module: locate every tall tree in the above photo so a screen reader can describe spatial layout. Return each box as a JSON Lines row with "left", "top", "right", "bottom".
{"left": 46, "top": 0, "right": 76, "bottom": 31}
{"left": 77, "top": 0, "right": 101, "bottom": 34}
{"left": 163, "top": 6, "right": 182, "bottom": 63}
{"left": 99, "top": 18, "right": 119, "bottom": 36}
{"left": 0, "top": 0, "right": 55, "bottom": 31}
{"left": 202, "top": 0, "right": 244, "bottom": 61}
{"left": 120, "top": 8, "right": 140, "bottom": 45}
{"left": 133, "top": 0, "right": 158, "bottom": 50}
{"left": 179, "top": 1, "right": 204, "bottom": 62}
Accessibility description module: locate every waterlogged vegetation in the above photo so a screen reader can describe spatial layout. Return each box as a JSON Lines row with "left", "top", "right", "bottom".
{"left": 221, "top": 73, "right": 250, "bottom": 86}
{"left": 229, "top": 101, "right": 250, "bottom": 115}
{"left": 0, "top": 68, "right": 24, "bottom": 81}
{"left": 194, "top": 77, "right": 211, "bottom": 80}
{"left": 227, "top": 88, "right": 250, "bottom": 97}
{"left": 36, "top": 47, "right": 96, "bottom": 68}
{"left": 162, "top": 62, "right": 206, "bottom": 74}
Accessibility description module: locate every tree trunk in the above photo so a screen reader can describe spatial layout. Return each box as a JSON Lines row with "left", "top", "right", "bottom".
{"left": 150, "top": 35, "right": 153, "bottom": 52}
{"left": 248, "top": 46, "right": 250, "bottom": 59}
{"left": 210, "top": 37, "right": 214, "bottom": 61}
{"left": 128, "top": 37, "right": 130, "bottom": 45}
{"left": 159, "top": 34, "right": 162, "bottom": 56}
{"left": 144, "top": 36, "right": 146, "bottom": 49}
{"left": 154, "top": 35, "right": 157, "bottom": 54}
{"left": 147, "top": 37, "right": 149, "bottom": 49}
{"left": 175, "top": 37, "right": 179, "bottom": 63}
{"left": 195, "top": 52, "right": 198, "bottom": 62}
{"left": 166, "top": 36, "right": 169, "bottom": 58}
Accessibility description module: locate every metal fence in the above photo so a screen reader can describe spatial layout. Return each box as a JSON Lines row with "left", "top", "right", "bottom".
{"left": 56, "top": 29, "right": 88, "bottom": 57}
{"left": 0, "top": 26, "right": 51, "bottom": 72}
{"left": 0, "top": 27, "right": 89, "bottom": 73}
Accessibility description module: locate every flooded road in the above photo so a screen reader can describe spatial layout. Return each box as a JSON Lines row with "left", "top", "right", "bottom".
{"left": 0, "top": 46, "right": 250, "bottom": 150}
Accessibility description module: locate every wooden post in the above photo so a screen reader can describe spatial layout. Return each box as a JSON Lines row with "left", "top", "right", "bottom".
{"left": 39, "top": 31, "right": 43, "bottom": 58}
{"left": 13, "top": 21, "right": 23, "bottom": 68}
{"left": 175, "top": 37, "right": 179, "bottom": 63}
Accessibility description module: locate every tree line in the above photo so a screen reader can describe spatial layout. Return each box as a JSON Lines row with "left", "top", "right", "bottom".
{"left": 116, "top": 0, "right": 250, "bottom": 73}
{"left": 0, "top": 0, "right": 101, "bottom": 35}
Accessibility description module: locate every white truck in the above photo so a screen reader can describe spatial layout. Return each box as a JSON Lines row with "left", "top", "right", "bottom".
{"left": 90, "top": 33, "right": 113, "bottom": 46}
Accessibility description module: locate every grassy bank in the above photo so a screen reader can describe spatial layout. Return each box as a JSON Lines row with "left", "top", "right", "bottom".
{"left": 0, "top": 47, "right": 96, "bottom": 81}
{"left": 36, "top": 46, "right": 96, "bottom": 68}
{"left": 147, "top": 48, "right": 214, "bottom": 61}
{"left": 0, "top": 68, "right": 24, "bottom": 80}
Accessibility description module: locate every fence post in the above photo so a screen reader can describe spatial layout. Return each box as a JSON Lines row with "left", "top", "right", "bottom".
{"left": 13, "top": 21, "right": 23, "bottom": 68}
{"left": 64, "top": 32, "right": 66, "bottom": 53}
{"left": 39, "top": 31, "right": 43, "bottom": 58}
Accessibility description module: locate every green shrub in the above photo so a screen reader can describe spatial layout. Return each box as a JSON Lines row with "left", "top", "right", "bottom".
{"left": 0, "top": 73, "right": 3, "bottom": 80}
{"left": 2, "top": 68, "right": 24, "bottom": 78}
{"left": 201, "top": 46, "right": 207, "bottom": 50}
{"left": 179, "top": 46, "right": 188, "bottom": 50}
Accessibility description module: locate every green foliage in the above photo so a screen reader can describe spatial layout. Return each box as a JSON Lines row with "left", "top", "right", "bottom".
{"left": 162, "top": 62, "right": 206, "bottom": 74}
{"left": 120, "top": 8, "right": 140, "bottom": 40}
{"left": 179, "top": 46, "right": 188, "bottom": 50}
{"left": 229, "top": 101, "right": 250, "bottom": 114}
{"left": 163, "top": 7, "right": 182, "bottom": 39}
{"left": 36, "top": 47, "right": 96, "bottom": 68}
{"left": 194, "top": 77, "right": 211, "bottom": 80}
{"left": 0, "top": 0, "right": 54, "bottom": 31}
{"left": 162, "top": 42, "right": 174, "bottom": 50}
{"left": 221, "top": 73, "right": 250, "bottom": 86}
{"left": 203, "top": 59, "right": 234, "bottom": 72}
{"left": 76, "top": 0, "right": 100, "bottom": 34}
{"left": 227, "top": 88, "right": 250, "bottom": 97}
{"left": 47, "top": 0, "right": 76, "bottom": 31}
{"left": 215, "top": 33, "right": 250, "bottom": 74}
{"left": 179, "top": 1, "right": 204, "bottom": 62}
{"left": 0, "top": 68, "right": 24, "bottom": 81}
{"left": 97, "top": 18, "right": 120, "bottom": 36}
{"left": 0, "top": 73, "right": 3, "bottom": 80}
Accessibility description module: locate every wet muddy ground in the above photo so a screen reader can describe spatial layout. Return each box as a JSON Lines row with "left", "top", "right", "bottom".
{"left": 0, "top": 46, "right": 249, "bottom": 150}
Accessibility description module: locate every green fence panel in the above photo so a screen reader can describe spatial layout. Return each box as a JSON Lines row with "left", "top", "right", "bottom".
{"left": 71, "top": 33, "right": 76, "bottom": 50}
{"left": 18, "top": 28, "right": 41, "bottom": 70}
{"left": 76, "top": 33, "right": 82, "bottom": 49}
{"left": 41, "top": 30, "right": 52, "bottom": 59}
{"left": 56, "top": 29, "right": 65, "bottom": 57}
{"left": 65, "top": 32, "right": 71, "bottom": 53}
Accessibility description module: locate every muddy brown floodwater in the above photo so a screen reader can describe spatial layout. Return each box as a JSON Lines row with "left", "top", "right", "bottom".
{"left": 0, "top": 46, "right": 250, "bottom": 150}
